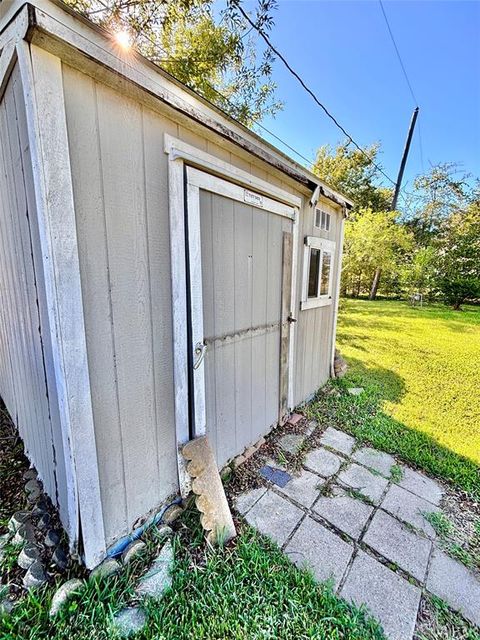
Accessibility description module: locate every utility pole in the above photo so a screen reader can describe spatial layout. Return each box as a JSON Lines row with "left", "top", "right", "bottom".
{"left": 391, "top": 106, "right": 419, "bottom": 211}
{"left": 369, "top": 106, "right": 419, "bottom": 300}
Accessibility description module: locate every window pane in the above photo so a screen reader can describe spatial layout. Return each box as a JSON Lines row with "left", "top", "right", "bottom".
{"left": 320, "top": 251, "right": 331, "bottom": 295}
{"left": 325, "top": 213, "right": 331, "bottom": 231}
{"left": 321, "top": 210, "right": 326, "bottom": 229}
{"left": 315, "top": 209, "right": 321, "bottom": 227}
{"left": 308, "top": 248, "right": 320, "bottom": 298}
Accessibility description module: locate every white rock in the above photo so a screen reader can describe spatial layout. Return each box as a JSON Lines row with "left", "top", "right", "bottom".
{"left": 49, "top": 579, "right": 84, "bottom": 616}
{"left": 89, "top": 557, "right": 121, "bottom": 581}
{"left": 112, "top": 607, "right": 147, "bottom": 637}
{"left": 347, "top": 387, "right": 364, "bottom": 396}
{"left": 135, "top": 540, "right": 173, "bottom": 599}
{"left": 121, "top": 540, "right": 147, "bottom": 565}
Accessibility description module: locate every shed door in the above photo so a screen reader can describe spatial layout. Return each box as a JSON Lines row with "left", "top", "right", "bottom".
{"left": 186, "top": 167, "right": 295, "bottom": 467}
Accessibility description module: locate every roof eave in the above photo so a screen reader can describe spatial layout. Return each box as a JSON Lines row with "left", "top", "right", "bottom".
{"left": 1, "top": 0, "right": 354, "bottom": 210}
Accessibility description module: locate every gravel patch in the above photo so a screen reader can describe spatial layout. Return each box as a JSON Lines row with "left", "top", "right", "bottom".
{"left": 414, "top": 594, "right": 480, "bottom": 640}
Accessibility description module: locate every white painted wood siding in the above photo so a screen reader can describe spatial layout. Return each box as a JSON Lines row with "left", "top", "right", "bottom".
{"left": 0, "top": 64, "right": 70, "bottom": 525}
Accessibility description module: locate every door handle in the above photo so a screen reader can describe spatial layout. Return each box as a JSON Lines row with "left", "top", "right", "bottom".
{"left": 287, "top": 315, "right": 297, "bottom": 324}
{"left": 193, "top": 341, "right": 207, "bottom": 370}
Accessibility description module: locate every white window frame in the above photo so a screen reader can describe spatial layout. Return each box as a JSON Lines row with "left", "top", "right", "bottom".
{"left": 314, "top": 208, "right": 331, "bottom": 232}
{"left": 301, "top": 236, "right": 336, "bottom": 310}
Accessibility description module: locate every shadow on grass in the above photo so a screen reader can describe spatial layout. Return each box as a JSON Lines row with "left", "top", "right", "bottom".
{"left": 305, "top": 376, "right": 480, "bottom": 500}
{"left": 338, "top": 357, "right": 406, "bottom": 405}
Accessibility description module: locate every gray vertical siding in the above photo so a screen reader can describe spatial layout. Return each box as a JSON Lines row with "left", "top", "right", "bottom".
{"left": 62, "top": 64, "right": 178, "bottom": 546}
{"left": 200, "top": 191, "right": 290, "bottom": 466}
{"left": 60, "top": 60, "right": 341, "bottom": 546}
{"left": 0, "top": 64, "right": 70, "bottom": 526}
{"left": 294, "top": 200, "right": 342, "bottom": 405}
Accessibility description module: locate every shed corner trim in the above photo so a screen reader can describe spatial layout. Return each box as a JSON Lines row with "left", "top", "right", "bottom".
{"left": 16, "top": 38, "right": 106, "bottom": 568}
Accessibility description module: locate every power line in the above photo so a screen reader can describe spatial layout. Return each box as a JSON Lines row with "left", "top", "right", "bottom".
{"left": 95, "top": 2, "right": 416, "bottom": 199}
{"left": 137, "top": 26, "right": 419, "bottom": 203}
{"left": 378, "top": 0, "right": 418, "bottom": 106}
{"left": 378, "top": 1, "right": 425, "bottom": 179}
{"left": 134, "top": 29, "right": 318, "bottom": 167}
{"left": 232, "top": 0, "right": 397, "bottom": 187}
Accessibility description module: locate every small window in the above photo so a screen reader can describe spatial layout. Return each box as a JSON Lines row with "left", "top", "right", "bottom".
{"left": 314, "top": 208, "right": 331, "bottom": 232}
{"left": 308, "top": 248, "right": 321, "bottom": 298}
{"left": 320, "top": 250, "right": 332, "bottom": 295}
{"left": 301, "top": 237, "right": 336, "bottom": 310}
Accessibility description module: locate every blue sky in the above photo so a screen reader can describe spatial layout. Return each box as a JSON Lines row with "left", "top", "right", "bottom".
{"left": 246, "top": 0, "right": 480, "bottom": 195}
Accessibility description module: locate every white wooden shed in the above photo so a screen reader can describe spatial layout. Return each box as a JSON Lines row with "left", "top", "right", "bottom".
{"left": 0, "top": 0, "right": 353, "bottom": 567}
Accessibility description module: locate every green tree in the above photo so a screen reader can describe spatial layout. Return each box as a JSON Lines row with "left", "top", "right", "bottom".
{"left": 64, "top": 0, "right": 282, "bottom": 125}
{"left": 434, "top": 204, "right": 480, "bottom": 309}
{"left": 312, "top": 141, "right": 392, "bottom": 211}
{"left": 401, "top": 246, "right": 437, "bottom": 299}
{"left": 312, "top": 141, "right": 404, "bottom": 299}
{"left": 406, "top": 162, "right": 472, "bottom": 246}
{"left": 342, "top": 208, "right": 413, "bottom": 298}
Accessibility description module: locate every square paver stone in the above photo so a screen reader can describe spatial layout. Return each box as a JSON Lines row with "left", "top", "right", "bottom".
{"left": 304, "top": 447, "right": 342, "bottom": 477}
{"left": 398, "top": 467, "right": 444, "bottom": 506}
{"left": 337, "top": 463, "right": 388, "bottom": 505}
{"left": 285, "top": 517, "right": 353, "bottom": 590}
{"left": 426, "top": 549, "right": 480, "bottom": 627}
{"left": 352, "top": 447, "right": 396, "bottom": 478}
{"left": 244, "top": 490, "right": 303, "bottom": 547}
{"left": 258, "top": 465, "right": 291, "bottom": 487}
{"left": 341, "top": 550, "right": 421, "bottom": 640}
{"left": 320, "top": 427, "right": 355, "bottom": 456}
{"left": 381, "top": 485, "right": 439, "bottom": 538}
{"left": 363, "top": 509, "right": 432, "bottom": 582}
{"left": 235, "top": 487, "right": 267, "bottom": 515}
{"left": 278, "top": 469, "right": 325, "bottom": 508}
{"left": 313, "top": 486, "right": 373, "bottom": 540}
{"left": 278, "top": 433, "right": 304, "bottom": 455}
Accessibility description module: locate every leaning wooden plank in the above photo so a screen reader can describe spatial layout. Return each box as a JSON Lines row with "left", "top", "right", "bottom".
{"left": 183, "top": 436, "right": 236, "bottom": 545}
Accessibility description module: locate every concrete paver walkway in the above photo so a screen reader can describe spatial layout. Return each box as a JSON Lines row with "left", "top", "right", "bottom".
{"left": 235, "top": 426, "right": 480, "bottom": 640}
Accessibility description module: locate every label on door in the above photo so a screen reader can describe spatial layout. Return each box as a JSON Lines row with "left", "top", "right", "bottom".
{"left": 244, "top": 189, "right": 264, "bottom": 208}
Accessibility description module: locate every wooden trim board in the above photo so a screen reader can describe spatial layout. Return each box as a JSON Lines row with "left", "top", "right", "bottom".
{"left": 330, "top": 209, "right": 346, "bottom": 376}
{"left": 16, "top": 41, "right": 106, "bottom": 567}
{"left": 187, "top": 167, "right": 296, "bottom": 220}
{"left": 0, "top": 40, "right": 16, "bottom": 101}
{"left": 279, "top": 231, "right": 293, "bottom": 422}
{"left": 185, "top": 178, "right": 207, "bottom": 439}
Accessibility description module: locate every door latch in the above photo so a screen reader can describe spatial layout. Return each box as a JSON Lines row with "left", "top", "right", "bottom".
{"left": 193, "top": 341, "right": 207, "bottom": 369}
{"left": 287, "top": 315, "right": 297, "bottom": 324}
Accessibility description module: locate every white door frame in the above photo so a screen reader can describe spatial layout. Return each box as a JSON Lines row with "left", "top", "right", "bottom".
{"left": 165, "top": 135, "right": 300, "bottom": 495}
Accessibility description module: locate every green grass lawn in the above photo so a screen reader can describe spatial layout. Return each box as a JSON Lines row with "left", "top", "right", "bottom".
{"left": 0, "top": 525, "right": 385, "bottom": 640}
{"left": 306, "top": 298, "right": 480, "bottom": 497}
{"left": 2, "top": 298, "right": 480, "bottom": 639}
